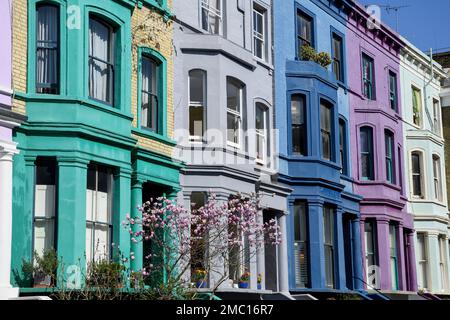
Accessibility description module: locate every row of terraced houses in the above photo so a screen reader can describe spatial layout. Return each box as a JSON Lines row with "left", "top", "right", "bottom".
{"left": 1, "top": 0, "right": 450, "bottom": 300}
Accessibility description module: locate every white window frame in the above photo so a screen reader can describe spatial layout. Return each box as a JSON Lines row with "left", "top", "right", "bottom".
{"left": 417, "top": 232, "right": 429, "bottom": 290}
{"left": 411, "top": 85, "right": 423, "bottom": 128}
{"left": 411, "top": 150, "right": 426, "bottom": 200}
{"left": 433, "top": 154, "right": 443, "bottom": 202}
{"left": 438, "top": 235, "right": 449, "bottom": 292}
{"left": 252, "top": 4, "right": 266, "bottom": 61}
{"left": 189, "top": 70, "right": 207, "bottom": 142}
{"left": 226, "top": 79, "right": 244, "bottom": 149}
{"left": 255, "top": 103, "right": 269, "bottom": 165}
{"left": 432, "top": 98, "right": 442, "bottom": 137}
{"left": 201, "top": 0, "right": 222, "bottom": 35}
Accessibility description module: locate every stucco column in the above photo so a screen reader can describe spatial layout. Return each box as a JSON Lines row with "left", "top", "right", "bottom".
{"left": 278, "top": 212, "right": 289, "bottom": 293}
{"left": 308, "top": 201, "right": 325, "bottom": 289}
{"left": 427, "top": 232, "right": 441, "bottom": 292}
{"left": 352, "top": 218, "right": 364, "bottom": 291}
{"left": 397, "top": 224, "right": 407, "bottom": 291}
{"left": 56, "top": 158, "right": 88, "bottom": 287}
{"left": 335, "top": 209, "right": 347, "bottom": 290}
{"left": 112, "top": 168, "right": 131, "bottom": 269}
{"left": 256, "top": 209, "right": 265, "bottom": 290}
{"left": 208, "top": 193, "right": 229, "bottom": 289}
{"left": 444, "top": 236, "right": 450, "bottom": 293}
{"left": 406, "top": 232, "right": 418, "bottom": 292}
{"left": 130, "top": 179, "right": 143, "bottom": 272}
{"left": 376, "top": 220, "right": 391, "bottom": 290}
{"left": 0, "top": 145, "right": 19, "bottom": 299}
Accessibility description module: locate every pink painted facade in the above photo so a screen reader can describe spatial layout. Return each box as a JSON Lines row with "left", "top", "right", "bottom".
{"left": 346, "top": 5, "right": 417, "bottom": 292}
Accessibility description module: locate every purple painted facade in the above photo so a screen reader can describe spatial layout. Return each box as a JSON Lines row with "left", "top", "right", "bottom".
{"left": 346, "top": 4, "right": 417, "bottom": 292}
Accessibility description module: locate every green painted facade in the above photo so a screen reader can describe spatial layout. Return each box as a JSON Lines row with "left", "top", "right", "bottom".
{"left": 11, "top": 0, "right": 181, "bottom": 287}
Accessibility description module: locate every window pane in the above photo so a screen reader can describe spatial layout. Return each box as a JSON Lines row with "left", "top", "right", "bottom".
{"left": 360, "top": 127, "right": 374, "bottom": 180}
{"left": 227, "top": 81, "right": 241, "bottom": 112}
{"left": 141, "top": 57, "right": 158, "bottom": 132}
{"left": 201, "top": 0, "right": 221, "bottom": 34}
{"left": 321, "top": 102, "right": 332, "bottom": 161}
{"left": 89, "top": 18, "right": 113, "bottom": 104}
{"left": 291, "top": 95, "right": 306, "bottom": 155}
{"left": 294, "top": 202, "right": 309, "bottom": 288}
{"left": 36, "top": 5, "right": 59, "bottom": 94}
{"left": 189, "top": 70, "right": 204, "bottom": 105}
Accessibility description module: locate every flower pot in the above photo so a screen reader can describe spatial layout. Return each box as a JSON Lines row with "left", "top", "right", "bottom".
{"left": 196, "top": 280, "right": 207, "bottom": 288}
{"left": 257, "top": 283, "right": 262, "bottom": 290}
{"left": 238, "top": 281, "right": 249, "bottom": 289}
{"left": 33, "top": 273, "right": 52, "bottom": 288}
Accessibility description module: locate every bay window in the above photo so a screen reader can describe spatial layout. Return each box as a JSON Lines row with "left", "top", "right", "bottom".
{"left": 320, "top": 101, "right": 333, "bottom": 161}
{"left": 433, "top": 155, "right": 443, "bottom": 202}
{"left": 189, "top": 70, "right": 206, "bottom": 141}
{"left": 291, "top": 95, "right": 307, "bottom": 156}
{"left": 34, "top": 159, "right": 57, "bottom": 255}
{"left": 411, "top": 151, "right": 424, "bottom": 198}
{"left": 141, "top": 56, "right": 159, "bottom": 132}
{"left": 89, "top": 17, "right": 115, "bottom": 105}
{"left": 36, "top": 4, "right": 59, "bottom": 94}
{"left": 86, "top": 164, "right": 113, "bottom": 264}
{"left": 294, "top": 202, "right": 309, "bottom": 288}
{"left": 360, "top": 127, "right": 374, "bottom": 180}
{"left": 385, "top": 130, "right": 395, "bottom": 184}
{"left": 226, "top": 78, "right": 245, "bottom": 148}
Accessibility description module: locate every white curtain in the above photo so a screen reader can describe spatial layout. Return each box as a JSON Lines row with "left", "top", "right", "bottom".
{"left": 37, "top": 6, "right": 58, "bottom": 88}
{"left": 141, "top": 57, "right": 157, "bottom": 130}
{"left": 89, "top": 19, "right": 111, "bottom": 102}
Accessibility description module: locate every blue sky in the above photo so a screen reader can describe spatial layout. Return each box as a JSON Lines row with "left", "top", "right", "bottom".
{"left": 358, "top": 0, "right": 450, "bottom": 53}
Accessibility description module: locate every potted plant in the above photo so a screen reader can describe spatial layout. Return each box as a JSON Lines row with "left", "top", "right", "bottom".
{"left": 193, "top": 269, "right": 207, "bottom": 288}
{"left": 22, "top": 249, "right": 58, "bottom": 288}
{"left": 86, "top": 259, "right": 126, "bottom": 289}
{"left": 257, "top": 273, "right": 262, "bottom": 290}
{"left": 238, "top": 271, "right": 250, "bottom": 289}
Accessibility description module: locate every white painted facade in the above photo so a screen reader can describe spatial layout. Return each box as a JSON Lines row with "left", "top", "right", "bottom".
{"left": 400, "top": 39, "right": 450, "bottom": 295}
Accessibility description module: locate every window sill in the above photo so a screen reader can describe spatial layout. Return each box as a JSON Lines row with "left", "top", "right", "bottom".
{"left": 15, "top": 92, "right": 134, "bottom": 121}
{"left": 132, "top": 127, "right": 177, "bottom": 146}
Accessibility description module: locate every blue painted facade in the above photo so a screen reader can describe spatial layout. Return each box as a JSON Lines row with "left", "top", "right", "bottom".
{"left": 274, "top": 0, "right": 364, "bottom": 292}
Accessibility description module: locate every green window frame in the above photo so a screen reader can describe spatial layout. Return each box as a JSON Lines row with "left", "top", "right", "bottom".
{"left": 137, "top": 47, "right": 168, "bottom": 138}
{"left": 27, "top": 0, "right": 66, "bottom": 95}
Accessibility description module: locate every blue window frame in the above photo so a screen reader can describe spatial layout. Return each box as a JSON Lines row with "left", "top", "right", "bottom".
{"left": 291, "top": 94, "right": 307, "bottom": 156}
{"left": 293, "top": 202, "right": 309, "bottom": 288}
{"left": 331, "top": 32, "right": 344, "bottom": 83}
{"left": 320, "top": 100, "right": 333, "bottom": 161}
{"left": 339, "top": 119, "right": 348, "bottom": 175}
{"left": 297, "top": 9, "right": 314, "bottom": 59}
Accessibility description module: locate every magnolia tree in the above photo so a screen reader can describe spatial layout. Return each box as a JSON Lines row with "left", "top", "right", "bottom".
{"left": 123, "top": 193, "right": 281, "bottom": 296}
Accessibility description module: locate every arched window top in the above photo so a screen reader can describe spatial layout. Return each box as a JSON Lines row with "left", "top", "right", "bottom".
{"left": 226, "top": 76, "right": 245, "bottom": 88}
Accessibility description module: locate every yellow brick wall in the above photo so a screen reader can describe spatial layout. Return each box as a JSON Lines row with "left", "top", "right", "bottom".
{"left": 12, "top": 0, "right": 28, "bottom": 115}
{"left": 131, "top": 2, "right": 174, "bottom": 158}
